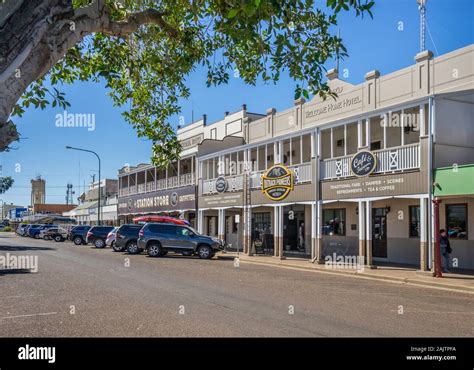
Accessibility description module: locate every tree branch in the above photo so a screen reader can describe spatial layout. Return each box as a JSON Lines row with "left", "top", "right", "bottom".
{"left": 98, "top": 9, "right": 178, "bottom": 38}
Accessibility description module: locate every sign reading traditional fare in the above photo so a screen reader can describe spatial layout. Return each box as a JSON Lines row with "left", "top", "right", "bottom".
{"left": 351, "top": 150, "right": 377, "bottom": 177}
{"left": 262, "top": 164, "right": 294, "bottom": 201}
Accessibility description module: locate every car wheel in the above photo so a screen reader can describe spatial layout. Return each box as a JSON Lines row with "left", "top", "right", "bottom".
{"left": 127, "top": 241, "right": 140, "bottom": 255}
{"left": 147, "top": 243, "right": 162, "bottom": 257}
{"left": 54, "top": 235, "right": 63, "bottom": 242}
{"left": 34, "top": 233, "right": 40, "bottom": 239}
{"left": 94, "top": 238, "right": 105, "bottom": 248}
{"left": 197, "top": 245, "right": 213, "bottom": 259}
{"left": 73, "top": 236, "right": 83, "bottom": 245}
{"left": 112, "top": 243, "right": 124, "bottom": 252}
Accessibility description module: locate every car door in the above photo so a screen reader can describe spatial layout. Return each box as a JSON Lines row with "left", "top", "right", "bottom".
{"left": 174, "top": 226, "right": 196, "bottom": 251}
{"left": 157, "top": 224, "right": 180, "bottom": 250}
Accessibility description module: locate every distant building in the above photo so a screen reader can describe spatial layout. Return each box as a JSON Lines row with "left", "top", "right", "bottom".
{"left": 1, "top": 204, "right": 26, "bottom": 220}
{"left": 64, "top": 179, "right": 118, "bottom": 225}
{"left": 33, "top": 203, "right": 76, "bottom": 215}
{"left": 31, "top": 177, "right": 46, "bottom": 206}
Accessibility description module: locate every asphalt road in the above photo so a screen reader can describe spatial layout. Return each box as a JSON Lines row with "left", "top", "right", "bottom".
{"left": 0, "top": 233, "right": 472, "bottom": 337}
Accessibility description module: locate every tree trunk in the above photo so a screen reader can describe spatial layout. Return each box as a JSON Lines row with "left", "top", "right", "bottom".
{"left": 0, "top": 0, "right": 74, "bottom": 150}
{"left": 0, "top": 0, "right": 174, "bottom": 151}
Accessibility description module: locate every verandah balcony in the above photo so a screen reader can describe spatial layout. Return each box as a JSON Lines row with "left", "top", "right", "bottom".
{"left": 321, "top": 143, "right": 420, "bottom": 180}
{"left": 201, "top": 162, "right": 312, "bottom": 195}
{"left": 119, "top": 173, "right": 195, "bottom": 196}
{"left": 250, "top": 162, "right": 313, "bottom": 189}
{"left": 202, "top": 174, "right": 244, "bottom": 194}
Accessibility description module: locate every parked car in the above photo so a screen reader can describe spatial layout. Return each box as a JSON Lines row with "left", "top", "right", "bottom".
{"left": 28, "top": 224, "right": 50, "bottom": 238}
{"left": 16, "top": 224, "right": 28, "bottom": 236}
{"left": 43, "top": 227, "right": 68, "bottom": 242}
{"left": 137, "top": 223, "right": 224, "bottom": 259}
{"left": 86, "top": 226, "right": 115, "bottom": 248}
{"left": 68, "top": 225, "right": 91, "bottom": 245}
{"left": 34, "top": 225, "right": 57, "bottom": 239}
{"left": 24, "top": 224, "right": 41, "bottom": 237}
{"left": 114, "top": 224, "right": 143, "bottom": 253}
{"left": 106, "top": 227, "right": 118, "bottom": 248}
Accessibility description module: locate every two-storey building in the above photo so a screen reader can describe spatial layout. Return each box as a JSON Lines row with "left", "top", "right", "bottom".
{"left": 197, "top": 45, "right": 474, "bottom": 270}
{"left": 117, "top": 106, "right": 265, "bottom": 228}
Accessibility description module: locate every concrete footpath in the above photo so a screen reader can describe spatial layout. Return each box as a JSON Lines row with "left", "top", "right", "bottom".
{"left": 219, "top": 252, "right": 474, "bottom": 295}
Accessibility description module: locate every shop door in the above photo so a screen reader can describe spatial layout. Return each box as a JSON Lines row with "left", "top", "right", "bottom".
{"left": 284, "top": 218, "right": 298, "bottom": 251}
{"left": 372, "top": 208, "right": 387, "bottom": 258}
{"left": 251, "top": 212, "right": 273, "bottom": 255}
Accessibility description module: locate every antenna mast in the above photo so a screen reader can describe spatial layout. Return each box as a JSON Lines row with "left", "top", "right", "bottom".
{"left": 417, "top": 0, "right": 427, "bottom": 52}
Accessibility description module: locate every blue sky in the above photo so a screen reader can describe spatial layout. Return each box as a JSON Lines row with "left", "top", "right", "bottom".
{"left": 1, "top": 0, "right": 473, "bottom": 207}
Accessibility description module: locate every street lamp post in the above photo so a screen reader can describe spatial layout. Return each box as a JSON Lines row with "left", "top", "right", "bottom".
{"left": 66, "top": 146, "right": 101, "bottom": 226}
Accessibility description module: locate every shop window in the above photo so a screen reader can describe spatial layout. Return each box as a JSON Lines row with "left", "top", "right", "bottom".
{"left": 370, "top": 141, "right": 381, "bottom": 151}
{"left": 446, "top": 204, "right": 468, "bottom": 239}
{"left": 333, "top": 126, "right": 345, "bottom": 157}
{"left": 403, "top": 106, "right": 420, "bottom": 144}
{"left": 409, "top": 205, "right": 420, "bottom": 237}
{"left": 232, "top": 216, "right": 238, "bottom": 233}
{"left": 370, "top": 115, "right": 384, "bottom": 149}
{"left": 323, "top": 209, "right": 346, "bottom": 236}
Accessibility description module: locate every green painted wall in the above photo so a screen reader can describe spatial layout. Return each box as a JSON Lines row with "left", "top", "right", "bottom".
{"left": 434, "top": 164, "right": 474, "bottom": 196}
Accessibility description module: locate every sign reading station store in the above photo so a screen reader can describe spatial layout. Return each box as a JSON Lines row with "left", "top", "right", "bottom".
{"left": 262, "top": 164, "right": 294, "bottom": 201}
{"left": 118, "top": 185, "right": 196, "bottom": 215}
{"left": 351, "top": 150, "right": 377, "bottom": 177}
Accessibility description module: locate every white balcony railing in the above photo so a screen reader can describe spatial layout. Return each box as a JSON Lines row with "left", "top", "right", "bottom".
{"left": 119, "top": 173, "right": 195, "bottom": 196}
{"left": 321, "top": 143, "right": 420, "bottom": 180}
{"left": 202, "top": 174, "right": 244, "bottom": 195}
{"left": 179, "top": 173, "right": 194, "bottom": 187}
{"left": 202, "top": 163, "right": 312, "bottom": 194}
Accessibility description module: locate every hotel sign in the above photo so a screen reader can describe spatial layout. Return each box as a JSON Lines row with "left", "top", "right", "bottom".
{"left": 262, "top": 164, "right": 294, "bottom": 201}
{"left": 304, "top": 95, "right": 361, "bottom": 120}
{"left": 351, "top": 150, "right": 377, "bottom": 177}
{"left": 118, "top": 185, "right": 196, "bottom": 215}
{"left": 180, "top": 134, "right": 204, "bottom": 150}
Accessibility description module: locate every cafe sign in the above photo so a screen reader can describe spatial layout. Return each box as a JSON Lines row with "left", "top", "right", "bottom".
{"left": 262, "top": 164, "right": 294, "bottom": 201}
{"left": 351, "top": 150, "right": 377, "bottom": 177}
{"left": 215, "top": 176, "right": 228, "bottom": 193}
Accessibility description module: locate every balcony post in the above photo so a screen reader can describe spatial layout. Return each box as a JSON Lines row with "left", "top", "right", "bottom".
{"left": 144, "top": 169, "right": 147, "bottom": 192}
{"left": 365, "top": 201, "right": 375, "bottom": 268}
{"left": 177, "top": 159, "right": 180, "bottom": 186}
{"left": 358, "top": 200, "right": 366, "bottom": 262}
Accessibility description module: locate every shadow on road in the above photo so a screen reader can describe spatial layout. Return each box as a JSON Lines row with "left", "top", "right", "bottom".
{"left": 0, "top": 245, "right": 56, "bottom": 252}
{"left": 0, "top": 268, "right": 33, "bottom": 276}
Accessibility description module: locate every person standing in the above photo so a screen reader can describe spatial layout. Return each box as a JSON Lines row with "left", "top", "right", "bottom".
{"left": 439, "top": 229, "right": 452, "bottom": 273}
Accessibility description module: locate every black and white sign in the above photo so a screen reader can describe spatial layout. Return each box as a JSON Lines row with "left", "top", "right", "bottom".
{"left": 351, "top": 151, "right": 377, "bottom": 177}
{"left": 215, "top": 176, "right": 228, "bottom": 193}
